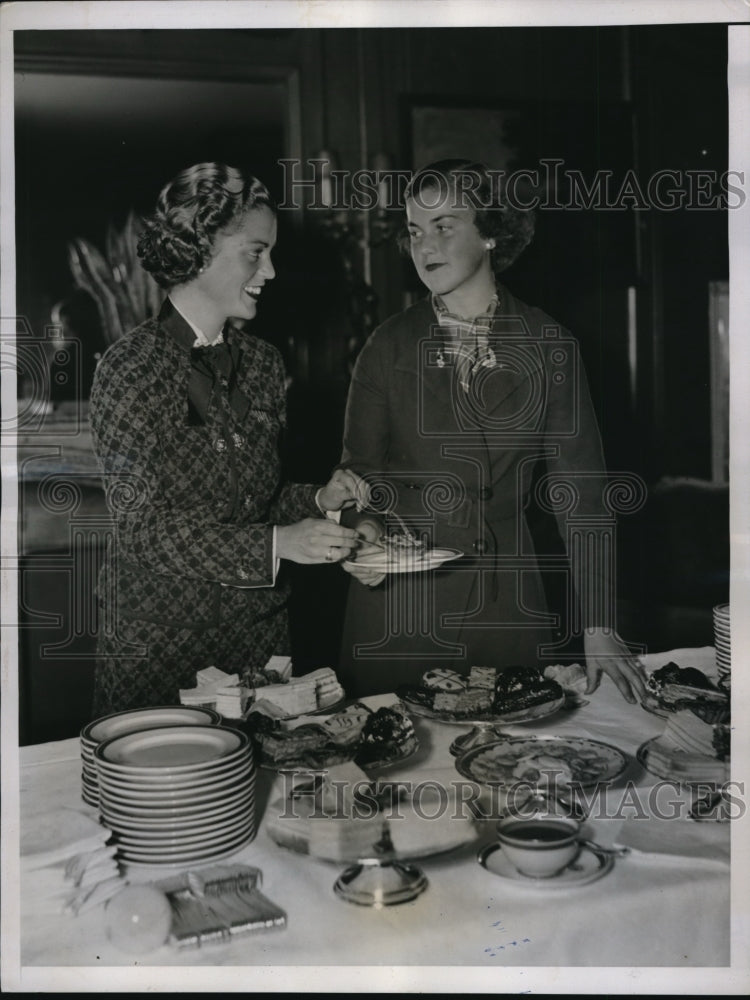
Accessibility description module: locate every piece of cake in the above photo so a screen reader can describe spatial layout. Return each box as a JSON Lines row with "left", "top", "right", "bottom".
{"left": 641, "top": 706, "right": 731, "bottom": 783}
{"left": 305, "top": 667, "right": 346, "bottom": 709}
{"left": 422, "top": 668, "right": 467, "bottom": 692}
{"left": 455, "top": 688, "right": 492, "bottom": 714}
{"left": 646, "top": 662, "right": 729, "bottom": 722}
{"left": 432, "top": 691, "right": 461, "bottom": 712}
{"left": 493, "top": 667, "right": 564, "bottom": 713}
{"left": 255, "top": 678, "right": 318, "bottom": 717}
{"left": 320, "top": 703, "right": 374, "bottom": 746}
{"left": 354, "top": 705, "right": 418, "bottom": 765}
{"left": 468, "top": 666, "right": 496, "bottom": 690}
{"left": 543, "top": 662, "right": 588, "bottom": 696}
{"left": 383, "top": 531, "right": 426, "bottom": 558}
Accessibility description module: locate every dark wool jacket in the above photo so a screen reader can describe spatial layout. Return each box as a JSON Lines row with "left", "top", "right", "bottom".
{"left": 338, "top": 289, "right": 613, "bottom": 695}
{"left": 89, "top": 300, "right": 320, "bottom": 653}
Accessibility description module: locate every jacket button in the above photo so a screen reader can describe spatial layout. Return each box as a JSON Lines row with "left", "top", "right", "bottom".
{"left": 232, "top": 432, "right": 245, "bottom": 448}
{"left": 479, "top": 487, "right": 493, "bottom": 500}
{"left": 214, "top": 438, "right": 227, "bottom": 452}
{"left": 473, "top": 539, "right": 488, "bottom": 554}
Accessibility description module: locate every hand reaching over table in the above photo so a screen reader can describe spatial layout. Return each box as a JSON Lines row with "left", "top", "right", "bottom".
{"left": 583, "top": 628, "right": 647, "bottom": 704}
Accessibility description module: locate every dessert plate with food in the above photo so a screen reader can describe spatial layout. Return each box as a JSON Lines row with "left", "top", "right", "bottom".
{"left": 245, "top": 696, "right": 419, "bottom": 772}
{"left": 640, "top": 661, "right": 730, "bottom": 723}
{"left": 636, "top": 704, "right": 730, "bottom": 786}
{"left": 344, "top": 531, "right": 462, "bottom": 574}
{"left": 455, "top": 735, "right": 629, "bottom": 788}
{"left": 397, "top": 665, "right": 567, "bottom": 726}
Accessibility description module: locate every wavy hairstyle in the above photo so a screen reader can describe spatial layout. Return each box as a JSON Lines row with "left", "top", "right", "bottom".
{"left": 399, "top": 158, "right": 535, "bottom": 277}
{"left": 137, "top": 163, "right": 274, "bottom": 289}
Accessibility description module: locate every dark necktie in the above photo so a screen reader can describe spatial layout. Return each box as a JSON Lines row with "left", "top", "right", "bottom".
{"left": 188, "top": 337, "right": 251, "bottom": 426}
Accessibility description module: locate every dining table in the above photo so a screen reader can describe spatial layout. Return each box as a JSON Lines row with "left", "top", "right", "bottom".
{"left": 5, "top": 646, "right": 742, "bottom": 993}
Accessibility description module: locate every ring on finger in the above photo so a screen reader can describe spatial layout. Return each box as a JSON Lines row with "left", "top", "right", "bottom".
{"left": 325, "top": 546, "right": 335, "bottom": 562}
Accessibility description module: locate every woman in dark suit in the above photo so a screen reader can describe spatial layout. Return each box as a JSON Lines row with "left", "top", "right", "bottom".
{"left": 339, "top": 159, "right": 645, "bottom": 704}
{"left": 89, "top": 162, "right": 364, "bottom": 716}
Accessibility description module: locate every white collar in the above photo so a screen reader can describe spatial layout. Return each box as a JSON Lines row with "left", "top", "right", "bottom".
{"left": 168, "top": 296, "right": 224, "bottom": 347}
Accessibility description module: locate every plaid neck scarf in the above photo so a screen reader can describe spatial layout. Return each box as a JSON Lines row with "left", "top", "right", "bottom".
{"left": 431, "top": 292, "right": 499, "bottom": 392}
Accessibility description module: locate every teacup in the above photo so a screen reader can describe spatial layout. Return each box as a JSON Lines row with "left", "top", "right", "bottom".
{"left": 496, "top": 815, "right": 582, "bottom": 878}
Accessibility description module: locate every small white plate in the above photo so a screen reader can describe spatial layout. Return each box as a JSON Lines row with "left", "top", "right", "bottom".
{"left": 115, "top": 813, "right": 254, "bottom": 848}
{"left": 96, "top": 764, "right": 254, "bottom": 801}
{"left": 101, "top": 786, "right": 254, "bottom": 823}
{"left": 95, "top": 725, "right": 246, "bottom": 770}
{"left": 95, "top": 753, "right": 253, "bottom": 790}
{"left": 343, "top": 547, "right": 463, "bottom": 574}
{"left": 478, "top": 841, "right": 614, "bottom": 888}
{"left": 103, "top": 793, "right": 254, "bottom": 832}
{"left": 118, "top": 827, "right": 255, "bottom": 866}
{"left": 82, "top": 706, "right": 222, "bottom": 745}
{"left": 121, "top": 837, "right": 255, "bottom": 871}
{"left": 99, "top": 782, "right": 255, "bottom": 818}
{"left": 99, "top": 775, "right": 255, "bottom": 813}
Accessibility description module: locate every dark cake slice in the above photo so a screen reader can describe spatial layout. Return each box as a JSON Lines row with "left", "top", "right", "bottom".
{"left": 493, "top": 666, "right": 563, "bottom": 713}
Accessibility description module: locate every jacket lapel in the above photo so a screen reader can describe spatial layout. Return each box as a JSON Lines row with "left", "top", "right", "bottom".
{"left": 393, "top": 293, "right": 547, "bottom": 432}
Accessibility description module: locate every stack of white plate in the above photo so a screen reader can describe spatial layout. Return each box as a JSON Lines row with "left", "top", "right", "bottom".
{"left": 94, "top": 724, "right": 256, "bottom": 868}
{"left": 80, "top": 706, "right": 222, "bottom": 808}
{"left": 713, "top": 603, "right": 731, "bottom": 691}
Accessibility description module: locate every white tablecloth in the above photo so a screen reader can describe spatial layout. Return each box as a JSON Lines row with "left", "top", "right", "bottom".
{"left": 5, "top": 648, "right": 742, "bottom": 991}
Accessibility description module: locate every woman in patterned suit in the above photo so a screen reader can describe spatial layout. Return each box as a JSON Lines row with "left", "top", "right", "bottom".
{"left": 89, "top": 162, "right": 363, "bottom": 716}
{"left": 338, "top": 159, "right": 646, "bottom": 705}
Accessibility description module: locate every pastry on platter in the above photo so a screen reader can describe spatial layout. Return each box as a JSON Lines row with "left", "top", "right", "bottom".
{"left": 644, "top": 662, "right": 729, "bottom": 723}
{"left": 493, "top": 667, "right": 564, "bottom": 714}
{"left": 398, "top": 665, "right": 563, "bottom": 718}
{"left": 246, "top": 698, "right": 418, "bottom": 770}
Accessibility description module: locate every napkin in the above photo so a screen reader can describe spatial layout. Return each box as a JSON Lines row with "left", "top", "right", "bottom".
{"left": 21, "top": 807, "right": 123, "bottom": 916}
{"left": 612, "top": 814, "right": 730, "bottom": 869}
{"left": 21, "top": 806, "right": 112, "bottom": 869}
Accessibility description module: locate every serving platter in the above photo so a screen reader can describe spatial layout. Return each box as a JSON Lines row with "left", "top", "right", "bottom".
{"left": 261, "top": 737, "right": 419, "bottom": 774}
{"left": 398, "top": 689, "right": 565, "bottom": 727}
{"left": 455, "top": 735, "right": 628, "bottom": 788}
{"left": 343, "top": 547, "right": 463, "bottom": 574}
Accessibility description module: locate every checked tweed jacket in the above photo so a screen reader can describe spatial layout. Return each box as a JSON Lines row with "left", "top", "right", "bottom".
{"left": 89, "top": 300, "right": 321, "bottom": 716}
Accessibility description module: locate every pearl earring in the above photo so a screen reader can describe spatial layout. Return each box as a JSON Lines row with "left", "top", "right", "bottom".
{"left": 485, "top": 241, "right": 495, "bottom": 250}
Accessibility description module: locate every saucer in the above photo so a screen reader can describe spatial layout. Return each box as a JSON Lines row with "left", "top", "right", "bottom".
{"left": 477, "top": 841, "right": 614, "bottom": 888}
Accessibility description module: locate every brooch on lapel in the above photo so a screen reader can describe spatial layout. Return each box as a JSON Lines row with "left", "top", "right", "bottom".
{"left": 250, "top": 408, "right": 275, "bottom": 427}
